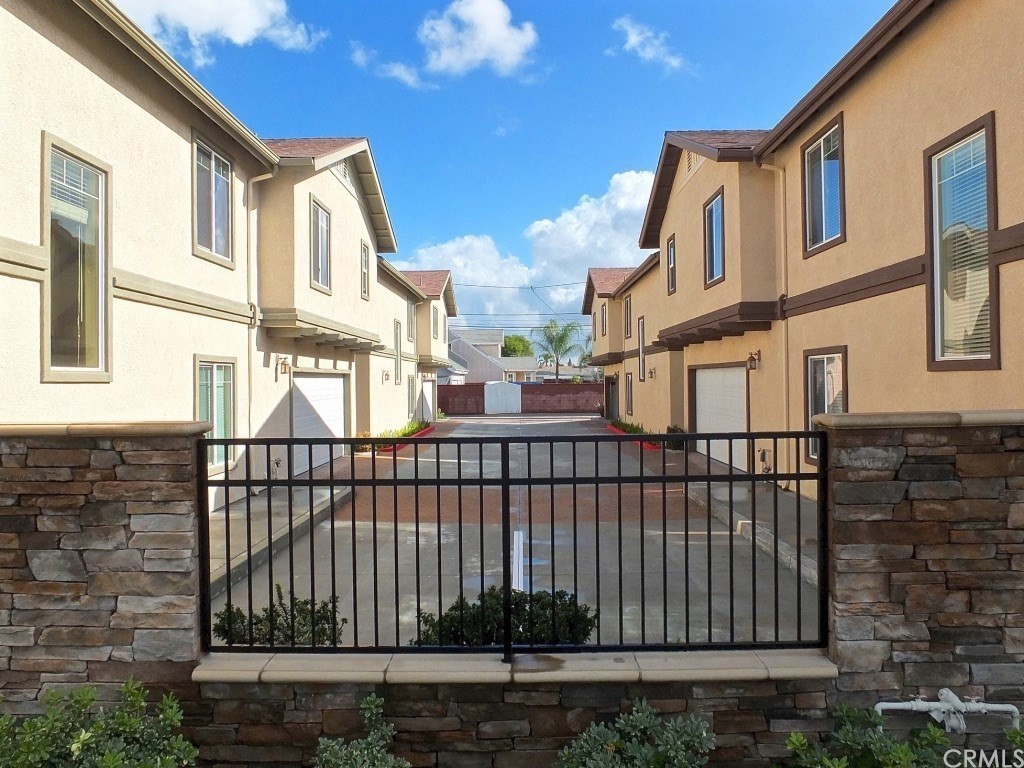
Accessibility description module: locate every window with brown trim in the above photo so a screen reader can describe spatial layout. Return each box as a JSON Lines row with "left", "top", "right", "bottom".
{"left": 624, "top": 295, "right": 632, "bottom": 338}
{"left": 804, "top": 346, "right": 847, "bottom": 462}
{"left": 703, "top": 189, "right": 724, "bottom": 287}
{"left": 802, "top": 114, "right": 846, "bottom": 257}
{"left": 637, "top": 316, "right": 646, "bottom": 381}
{"left": 600, "top": 302, "right": 607, "bottom": 337}
{"left": 666, "top": 236, "right": 676, "bottom": 294}
{"left": 925, "top": 113, "right": 997, "bottom": 371}
{"left": 625, "top": 372, "right": 633, "bottom": 416}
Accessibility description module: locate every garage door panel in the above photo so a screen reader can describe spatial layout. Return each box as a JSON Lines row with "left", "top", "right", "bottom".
{"left": 292, "top": 374, "right": 347, "bottom": 476}
{"left": 694, "top": 367, "right": 748, "bottom": 471}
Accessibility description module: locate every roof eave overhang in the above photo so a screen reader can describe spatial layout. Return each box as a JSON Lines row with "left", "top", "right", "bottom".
{"left": 638, "top": 139, "right": 680, "bottom": 250}
{"left": 614, "top": 252, "right": 660, "bottom": 297}
{"left": 71, "top": 0, "right": 278, "bottom": 170}
{"left": 754, "top": 0, "right": 938, "bottom": 158}
{"left": 378, "top": 259, "right": 427, "bottom": 300}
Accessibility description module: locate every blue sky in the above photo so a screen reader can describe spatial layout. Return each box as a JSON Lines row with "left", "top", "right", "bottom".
{"left": 120, "top": 0, "right": 894, "bottom": 335}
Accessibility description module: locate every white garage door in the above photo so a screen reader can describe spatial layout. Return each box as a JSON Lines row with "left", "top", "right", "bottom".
{"left": 694, "top": 366, "right": 748, "bottom": 471}
{"left": 291, "top": 374, "right": 347, "bottom": 476}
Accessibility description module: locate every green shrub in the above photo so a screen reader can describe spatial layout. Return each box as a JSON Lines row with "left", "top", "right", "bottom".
{"left": 610, "top": 419, "right": 647, "bottom": 435}
{"left": 0, "top": 680, "right": 198, "bottom": 768}
{"left": 378, "top": 421, "right": 429, "bottom": 440}
{"left": 213, "top": 583, "right": 346, "bottom": 647}
{"left": 555, "top": 698, "right": 714, "bottom": 768}
{"left": 776, "top": 706, "right": 951, "bottom": 768}
{"left": 314, "top": 694, "right": 409, "bottom": 768}
{"left": 352, "top": 430, "right": 374, "bottom": 452}
{"left": 666, "top": 425, "right": 689, "bottom": 451}
{"left": 416, "top": 585, "right": 597, "bottom": 646}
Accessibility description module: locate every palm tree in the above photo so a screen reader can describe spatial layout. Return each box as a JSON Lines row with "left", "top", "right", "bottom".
{"left": 531, "top": 320, "right": 584, "bottom": 381}
{"left": 576, "top": 334, "right": 593, "bottom": 376}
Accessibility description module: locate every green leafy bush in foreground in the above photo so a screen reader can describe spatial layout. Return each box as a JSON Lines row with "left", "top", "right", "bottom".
{"left": 0, "top": 680, "right": 198, "bottom": 768}
{"left": 610, "top": 419, "right": 647, "bottom": 435}
{"left": 555, "top": 698, "right": 714, "bottom": 768}
{"left": 378, "top": 420, "right": 430, "bottom": 439}
{"left": 416, "top": 585, "right": 597, "bottom": 646}
{"left": 776, "top": 706, "right": 951, "bottom": 768}
{"left": 314, "top": 694, "right": 409, "bottom": 768}
{"left": 213, "top": 583, "right": 346, "bottom": 647}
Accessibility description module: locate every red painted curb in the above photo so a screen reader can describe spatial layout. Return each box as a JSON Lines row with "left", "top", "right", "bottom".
{"left": 606, "top": 423, "right": 660, "bottom": 451}
{"left": 375, "top": 424, "right": 436, "bottom": 453}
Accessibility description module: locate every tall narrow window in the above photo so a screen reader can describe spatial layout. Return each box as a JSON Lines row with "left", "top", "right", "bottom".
{"left": 408, "top": 375, "right": 416, "bottom": 417}
{"left": 625, "top": 373, "right": 634, "bottom": 416}
{"left": 311, "top": 201, "right": 330, "bottom": 290}
{"left": 704, "top": 190, "right": 724, "bottom": 286}
{"left": 667, "top": 236, "right": 676, "bottom": 294}
{"left": 394, "top": 321, "right": 402, "bottom": 384}
{"left": 600, "top": 303, "right": 607, "bottom": 337}
{"left": 195, "top": 142, "right": 231, "bottom": 260}
{"left": 805, "top": 349, "right": 846, "bottom": 460}
{"left": 361, "top": 242, "right": 371, "bottom": 299}
{"left": 803, "top": 118, "right": 844, "bottom": 254}
{"left": 932, "top": 130, "right": 990, "bottom": 361}
{"left": 198, "top": 361, "right": 234, "bottom": 466}
{"left": 638, "top": 317, "right": 646, "bottom": 381}
{"left": 407, "top": 301, "right": 416, "bottom": 341}
{"left": 624, "top": 295, "right": 632, "bottom": 338}
{"left": 49, "top": 149, "right": 105, "bottom": 371}
{"left": 443, "top": 314, "right": 447, "bottom": 342}
{"left": 432, "top": 306, "right": 439, "bottom": 339}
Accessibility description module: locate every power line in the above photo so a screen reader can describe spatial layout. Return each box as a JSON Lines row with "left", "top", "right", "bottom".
{"left": 453, "top": 281, "right": 584, "bottom": 289}
{"left": 459, "top": 312, "right": 566, "bottom": 316}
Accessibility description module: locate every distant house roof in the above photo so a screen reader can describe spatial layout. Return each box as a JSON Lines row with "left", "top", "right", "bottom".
{"left": 450, "top": 328, "right": 504, "bottom": 346}
{"left": 402, "top": 270, "right": 458, "bottom": 316}
{"left": 499, "top": 356, "right": 540, "bottom": 372}
{"left": 581, "top": 267, "right": 639, "bottom": 315}
{"left": 264, "top": 136, "right": 397, "bottom": 254}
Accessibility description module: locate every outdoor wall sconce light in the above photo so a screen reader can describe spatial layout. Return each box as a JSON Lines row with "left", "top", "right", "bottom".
{"left": 382, "top": 370, "right": 391, "bottom": 383}
{"left": 648, "top": 367, "right": 657, "bottom": 379}
{"left": 276, "top": 356, "right": 291, "bottom": 376}
{"left": 747, "top": 350, "right": 761, "bottom": 371}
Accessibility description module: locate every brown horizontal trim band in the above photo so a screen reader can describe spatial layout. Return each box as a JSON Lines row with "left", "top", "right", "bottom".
{"left": 783, "top": 256, "right": 925, "bottom": 317}
{"left": 993, "top": 222, "right": 1024, "bottom": 265}
{"left": 589, "top": 352, "right": 623, "bottom": 366}
{"left": 658, "top": 301, "right": 778, "bottom": 340}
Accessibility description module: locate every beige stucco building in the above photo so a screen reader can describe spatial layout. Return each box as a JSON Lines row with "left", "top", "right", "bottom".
{"left": 586, "top": 0, "right": 1024, "bottom": 473}
{"left": 0, "top": 0, "right": 456, "bottom": 479}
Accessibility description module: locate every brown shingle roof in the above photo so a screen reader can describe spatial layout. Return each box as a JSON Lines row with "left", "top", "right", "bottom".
{"left": 666, "top": 130, "right": 769, "bottom": 161}
{"left": 402, "top": 270, "right": 451, "bottom": 298}
{"left": 589, "top": 268, "right": 635, "bottom": 295}
{"left": 263, "top": 137, "right": 364, "bottom": 159}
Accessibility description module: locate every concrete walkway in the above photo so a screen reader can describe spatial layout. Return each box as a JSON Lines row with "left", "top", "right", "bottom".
{"left": 209, "top": 415, "right": 821, "bottom": 649}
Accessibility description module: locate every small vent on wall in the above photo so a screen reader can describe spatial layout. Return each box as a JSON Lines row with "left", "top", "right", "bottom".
{"left": 685, "top": 151, "right": 694, "bottom": 173}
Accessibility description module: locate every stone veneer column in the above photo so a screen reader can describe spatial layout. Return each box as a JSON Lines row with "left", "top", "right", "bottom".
{"left": 820, "top": 412, "right": 1024, "bottom": 723}
{"left": 0, "top": 423, "right": 207, "bottom": 713}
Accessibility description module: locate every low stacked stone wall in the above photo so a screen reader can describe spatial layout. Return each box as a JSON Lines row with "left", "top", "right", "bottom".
{"left": 824, "top": 416, "right": 1024, "bottom": 734}
{"left": 0, "top": 425, "right": 202, "bottom": 713}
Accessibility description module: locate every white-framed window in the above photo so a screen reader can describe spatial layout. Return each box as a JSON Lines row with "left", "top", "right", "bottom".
{"left": 804, "top": 122, "right": 844, "bottom": 252}
{"left": 432, "top": 306, "right": 439, "bottom": 339}
{"left": 624, "top": 295, "right": 632, "bottom": 338}
{"left": 361, "top": 242, "right": 371, "bottom": 299}
{"left": 407, "top": 301, "right": 416, "bottom": 342}
{"left": 806, "top": 349, "right": 846, "bottom": 460}
{"left": 600, "top": 303, "right": 607, "bottom": 337}
{"left": 637, "top": 317, "right": 646, "bottom": 381}
{"left": 625, "top": 372, "right": 634, "bottom": 416}
{"left": 198, "top": 360, "right": 234, "bottom": 466}
{"left": 408, "top": 375, "right": 417, "bottom": 417}
{"left": 667, "top": 235, "right": 676, "bottom": 294}
{"left": 506, "top": 372, "right": 516, "bottom": 383}
{"left": 49, "top": 148, "right": 106, "bottom": 371}
{"left": 195, "top": 141, "right": 231, "bottom": 259}
{"left": 311, "top": 201, "right": 330, "bottom": 290}
{"left": 704, "top": 192, "right": 724, "bottom": 285}
{"left": 394, "top": 320, "right": 402, "bottom": 384}
{"left": 932, "top": 130, "right": 990, "bottom": 361}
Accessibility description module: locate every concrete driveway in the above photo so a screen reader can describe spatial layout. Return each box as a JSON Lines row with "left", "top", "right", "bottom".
{"left": 211, "top": 415, "right": 819, "bottom": 650}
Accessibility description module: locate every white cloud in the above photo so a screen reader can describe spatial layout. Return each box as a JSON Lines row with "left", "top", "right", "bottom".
{"left": 350, "top": 42, "right": 436, "bottom": 90}
{"left": 118, "top": 0, "right": 326, "bottom": 67}
{"left": 418, "top": 0, "right": 538, "bottom": 77}
{"left": 394, "top": 172, "right": 654, "bottom": 329}
{"left": 608, "top": 16, "right": 687, "bottom": 72}
{"left": 350, "top": 41, "right": 372, "bottom": 69}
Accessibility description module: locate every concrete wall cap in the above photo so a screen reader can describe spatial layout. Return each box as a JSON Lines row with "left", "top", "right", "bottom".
{"left": 0, "top": 421, "right": 212, "bottom": 437}
{"left": 813, "top": 411, "right": 1024, "bottom": 429}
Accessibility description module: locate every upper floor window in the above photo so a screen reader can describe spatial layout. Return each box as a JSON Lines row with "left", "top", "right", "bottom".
{"left": 803, "top": 117, "right": 845, "bottom": 255}
{"left": 407, "top": 301, "right": 416, "bottom": 341}
{"left": 624, "top": 295, "right": 632, "bottom": 338}
{"left": 704, "top": 190, "right": 724, "bottom": 287}
{"left": 805, "top": 348, "right": 846, "bottom": 461}
{"left": 195, "top": 141, "right": 231, "bottom": 260}
{"left": 667, "top": 236, "right": 677, "bottom": 294}
{"left": 929, "top": 124, "right": 992, "bottom": 364}
{"left": 311, "top": 201, "right": 330, "bottom": 291}
{"left": 637, "top": 316, "right": 646, "bottom": 381}
{"left": 600, "top": 303, "right": 607, "bottom": 337}
{"left": 432, "top": 306, "right": 439, "bottom": 339}
{"left": 360, "top": 242, "right": 371, "bottom": 299}
{"left": 49, "top": 148, "right": 106, "bottom": 373}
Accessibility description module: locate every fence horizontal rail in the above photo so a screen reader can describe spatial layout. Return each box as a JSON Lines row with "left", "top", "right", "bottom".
{"left": 198, "top": 430, "right": 827, "bottom": 659}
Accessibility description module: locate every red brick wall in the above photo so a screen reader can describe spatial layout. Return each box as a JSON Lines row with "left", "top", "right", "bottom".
{"left": 520, "top": 383, "right": 603, "bottom": 414}
{"left": 437, "top": 384, "right": 485, "bottom": 415}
